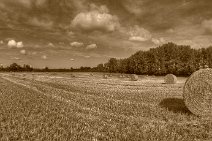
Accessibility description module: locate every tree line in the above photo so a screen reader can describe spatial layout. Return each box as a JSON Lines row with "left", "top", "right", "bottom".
{"left": 1, "top": 42, "right": 212, "bottom": 76}
{"left": 0, "top": 63, "right": 95, "bottom": 72}
{"left": 95, "top": 42, "right": 212, "bottom": 76}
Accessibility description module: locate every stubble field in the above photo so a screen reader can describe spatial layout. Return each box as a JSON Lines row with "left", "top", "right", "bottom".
{"left": 0, "top": 72, "right": 211, "bottom": 141}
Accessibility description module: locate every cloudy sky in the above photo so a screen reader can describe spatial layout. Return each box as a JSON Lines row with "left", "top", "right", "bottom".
{"left": 0, "top": 0, "right": 212, "bottom": 68}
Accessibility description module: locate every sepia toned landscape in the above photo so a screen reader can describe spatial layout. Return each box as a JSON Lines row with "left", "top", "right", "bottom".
{"left": 1, "top": 0, "right": 212, "bottom": 140}
{"left": 0, "top": 72, "right": 211, "bottom": 140}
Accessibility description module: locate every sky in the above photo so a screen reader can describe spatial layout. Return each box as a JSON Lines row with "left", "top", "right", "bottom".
{"left": 0, "top": 0, "right": 212, "bottom": 68}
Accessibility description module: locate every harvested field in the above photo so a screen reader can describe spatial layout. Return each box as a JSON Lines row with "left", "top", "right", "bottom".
{"left": 0, "top": 72, "right": 211, "bottom": 141}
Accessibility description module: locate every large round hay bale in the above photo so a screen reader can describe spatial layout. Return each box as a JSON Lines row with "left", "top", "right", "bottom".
{"left": 164, "top": 74, "right": 177, "bottom": 84}
{"left": 183, "top": 69, "right": 212, "bottom": 117}
{"left": 130, "top": 74, "right": 138, "bottom": 81}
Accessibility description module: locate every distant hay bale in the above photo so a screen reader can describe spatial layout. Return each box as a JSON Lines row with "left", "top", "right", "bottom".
{"left": 119, "top": 74, "right": 125, "bottom": 78}
{"left": 108, "top": 74, "right": 112, "bottom": 77}
{"left": 103, "top": 74, "right": 108, "bottom": 79}
{"left": 183, "top": 69, "right": 212, "bottom": 117}
{"left": 130, "top": 74, "right": 138, "bottom": 81}
{"left": 70, "top": 74, "right": 76, "bottom": 78}
{"left": 21, "top": 73, "right": 26, "bottom": 80}
{"left": 164, "top": 74, "right": 177, "bottom": 84}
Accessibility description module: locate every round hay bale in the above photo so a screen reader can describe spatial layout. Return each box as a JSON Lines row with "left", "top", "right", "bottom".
{"left": 103, "top": 74, "right": 108, "bottom": 79}
{"left": 119, "top": 74, "right": 125, "bottom": 78}
{"left": 183, "top": 69, "right": 212, "bottom": 117}
{"left": 164, "top": 74, "right": 177, "bottom": 84}
{"left": 70, "top": 74, "right": 76, "bottom": 78}
{"left": 21, "top": 73, "right": 26, "bottom": 80}
{"left": 130, "top": 74, "right": 138, "bottom": 81}
{"left": 108, "top": 74, "right": 112, "bottom": 77}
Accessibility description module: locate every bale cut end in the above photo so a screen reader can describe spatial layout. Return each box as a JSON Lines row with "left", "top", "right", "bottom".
{"left": 183, "top": 68, "right": 212, "bottom": 117}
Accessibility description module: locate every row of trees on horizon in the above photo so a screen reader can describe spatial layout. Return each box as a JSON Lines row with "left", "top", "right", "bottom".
{"left": 1, "top": 42, "right": 212, "bottom": 76}
{"left": 95, "top": 42, "right": 212, "bottom": 76}
{"left": 0, "top": 63, "right": 93, "bottom": 72}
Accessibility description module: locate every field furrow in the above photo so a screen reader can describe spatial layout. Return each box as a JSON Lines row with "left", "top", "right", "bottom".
{"left": 0, "top": 73, "right": 211, "bottom": 141}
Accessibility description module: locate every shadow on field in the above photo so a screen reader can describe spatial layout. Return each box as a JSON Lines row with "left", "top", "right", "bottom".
{"left": 159, "top": 98, "right": 192, "bottom": 115}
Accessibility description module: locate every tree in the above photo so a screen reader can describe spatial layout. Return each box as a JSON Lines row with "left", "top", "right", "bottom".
{"left": 8, "top": 63, "right": 22, "bottom": 72}
{"left": 23, "top": 64, "right": 33, "bottom": 71}
{"left": 107, "top": 58, "right": 119, "bottom": 73}
{"left": 206, "top": 46, "right": 212, "bottom": 68}
{"left": 96, "top": 63, "right": 105, "bottom": 72}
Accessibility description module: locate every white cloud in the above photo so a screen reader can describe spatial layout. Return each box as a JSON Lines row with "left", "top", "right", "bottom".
{"left": 11, "top": 57, "right": 21, "bottom": 60}
{"left": 129, "top": 36, "right": 147, "bottom": 42}
{"left": 8, "top": 0, "right": 47, "bottom": 8}
{"left": 47, "top": 42, "right": 54, "bottom": 47}
{"left": 70, "top": 42, "right": 84, "bottom": 47}
{"left": 8, "top": 40, "right": 17, "bottom": 48}
{"left": 167, "top": 28, "right": 175, "bottom": 33}
{"left": 67, "top": 31, "right": 75, "bottom": 36}
{"left": 20, "top": 49, "right": 26, "bottom": 55}
{"left": 152, "top": 38, "right": 160, "bottom": 45}
{"left": 126, "top": 25, "right": 152, "bottom": 42}
{"left": 17, "top": 41, "right": 24, "bottom": 48}
{"left": 86, "top": 44, "right": 97, "bottom": 50}
{"left": 152, "top": 38, "right": 166, "bottom": 45}
{"left": 72, "top": 4, "right": 120, "bottom": 32}
{"left": 122, "top": 0, "right": 144, "bottom": 15}
{"left": 42, "top": 55, "right": 47, "bottom": 60}
{"left": 175, "top": 38, "right": 209, "bottom": 48}
{"left": 160, "top": 38, "right": 165, "bottom": 43}
{"left": 7, "top": 40, "right": 25, "bottom": 48}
